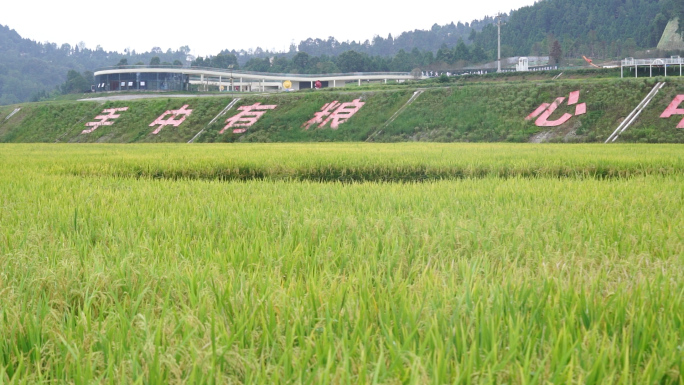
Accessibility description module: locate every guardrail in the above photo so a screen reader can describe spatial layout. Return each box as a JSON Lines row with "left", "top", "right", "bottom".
{"left": 620, "top": 57, "right": 684, "bottom": 78}
{"left": 94, "top": 65, "right": 413, "bottom": 78}
{"left": 621, "top": 58, "right": 683, "bottom": 66}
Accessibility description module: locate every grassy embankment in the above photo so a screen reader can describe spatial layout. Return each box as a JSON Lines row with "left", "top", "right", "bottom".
{"left": 0, "top": 143, "right": 682, "bottom": 383}
{"left": 623, "top": 78, "right": 684, "bottom": 142}
{"left": 1, "top": 76, "right": 684, "bottom": 143}
{"left": 0, "top": 91, "right": 414, "bottom": 143}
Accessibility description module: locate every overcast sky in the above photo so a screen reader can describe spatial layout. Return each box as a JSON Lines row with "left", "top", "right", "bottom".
{"left": 2, "top": 0, "right": 538, "bottom": 57}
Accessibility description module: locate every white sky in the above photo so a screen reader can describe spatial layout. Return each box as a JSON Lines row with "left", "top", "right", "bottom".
{"left": 2, "top": 0, "right": 538, "bottom": 57}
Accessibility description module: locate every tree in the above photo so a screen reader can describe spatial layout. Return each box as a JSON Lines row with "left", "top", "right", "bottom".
{"left": 454, "top": 39, "right": 471, "bottom": 62}
{"left": 244, "top": 57, "right": 270, "bottom": 72}
{"left": 315, "top": 60, "right": 339, "bottom": 74}
{"left": 391, "top": 49, "right": 411, "bottom": 72}
{"left": 117, "top": 58, "right": 128, "bottom": 67}
{"left": 623, "top": 38, "right": 637, "bottom": 54}
{"left": 60, "top": 70, "right": 89, "bottom": 94}
{"left": 82, "top": 71, "right": 94, "bottom": 86}
{"left": 436, "top": 43, "right": 452, "bottom": 63}
{"left": 1, "top": 0, "right": 678, "bottom": 106}
{"left": 470, "top": 44, "right": 488, "bottom": 63}
{"left": 664, "top": 0, "right": 684, "bottom": 37}
{"left": 150, "top": 56, "right": 161, "bottom": 66}
{"left": 650, "top": 13, "right": 670, "bottom": 46}
{"left": 550, "top": 40, "right": 562, "bottom": 64}
{"left": 423, "top": 51, "right": 435, "bottom": 66}
{"left": 293, "top": 52, "right": 310, "bottom": 73}
{"left": 271, "top": 56, "right": 291, "bottom": 72}
{"left": 337, "top": 50, "right": 368, "bottom": 72}
{"left": 211, "top": 54, "right": 238, "bottom": 69}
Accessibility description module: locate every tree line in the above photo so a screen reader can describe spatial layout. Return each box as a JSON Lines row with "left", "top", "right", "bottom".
{"left": 192, "top": 44, "right": 490, "bottom": 74}
{"left": 184, "top": 0, "right": 684, "bottom": 74}
{"left": 0, "top": 24, "right": 190, "bottom": 104}
{"left": 208, "top": 0, "right": 684, "bottom": 67}
{"left": 2, "top": 0, "right": 684, "bottom": 105}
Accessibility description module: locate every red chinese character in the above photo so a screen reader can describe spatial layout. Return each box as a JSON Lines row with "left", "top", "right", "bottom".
{"left": 82, "top": 107, "right": 128, "bottom": 134}
{"left": 660, "top": 95, "right": 684, "bottom": 129}
{"left": 304, "top": 99, "right": 365, "bottom": 130}
{"left": 526, "top": 91, "right": 586, "bottom": 127}
{"left": 149, "top": 105, "right": 193, "bottom": 134}
{"left": 221, "top": 103, "right": 277, "bottom": 134}
{"left": 302, "top": 102, "right": 341, "bottom": 130}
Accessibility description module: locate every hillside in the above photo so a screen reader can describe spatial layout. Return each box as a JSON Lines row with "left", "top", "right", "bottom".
{"left": 658, "top": 18, "right": 684, "bottom": 50}
{"left": 3, "top": 0, "right": 684, "bottom": 106}
{"left": 491, "top": 0, "right": 678, "bottom": 58}
{"left": 2, "top": 76, "right": 683, "bottom": 144}
{"left": 0, "top": 24, "right": 189, "bottom": 105}
{"left": 293, "top": 0, "right": 683, "bottom": 61}
{"left": 199, "top": 0, "right": 684, "bottom": 75}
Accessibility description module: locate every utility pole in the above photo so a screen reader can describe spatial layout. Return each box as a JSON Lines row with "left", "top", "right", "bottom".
{"left": 228, "top": 64, "right": 234, "bottom": 93}
{"left": 497, "top": 13, "right": 505, "bottom": 73}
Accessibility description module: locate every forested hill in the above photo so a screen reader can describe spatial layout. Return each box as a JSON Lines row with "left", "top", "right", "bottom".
{"left": 0, "top": 25, "right": 189, "bottom": 105}
{"left": 191, "top": 0, "right": 683, "bottom": 78}
{"left": 492, "top": 0, "right": 684, "bottom": 59}
{"left": 294, "top": 17, "right": 496, "bottom": 57}
{"left": 2, "top": 0, "right": 684, "bottom": 106}
{"left": 289, "top": 0, "right": 682, "bottom": 60}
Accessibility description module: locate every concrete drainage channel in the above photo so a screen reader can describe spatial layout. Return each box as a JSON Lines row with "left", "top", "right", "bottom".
{"left": 606, "top": 82, "right": 666, "bottom": 143}
{"left": 188, "top": 99, "right": 241, "bottom": 143}
{"left": 366, "top": 89, "right": 425, "bottom": 142}
{"left": 3, "top": 108, "right": 21, "bottom": 122}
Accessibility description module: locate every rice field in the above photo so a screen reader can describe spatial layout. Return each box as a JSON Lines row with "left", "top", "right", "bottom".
{"left": 0, "top": 143, "right": 682, "bottom": 384}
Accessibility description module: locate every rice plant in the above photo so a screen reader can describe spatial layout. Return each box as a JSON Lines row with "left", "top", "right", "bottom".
{"left": 0, "top": 143, "right": 681, "bottom": 384}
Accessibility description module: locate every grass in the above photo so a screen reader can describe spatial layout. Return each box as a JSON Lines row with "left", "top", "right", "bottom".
{"left": 57, "top": 143, "right": 684, "bottom": 181}
{"left": 3, "top": 77, "right": 684, "bottom": 144}
{"left": 0, "top": 143, "right": 682, "bottom": 384}
{"left": 196, "top": 91, "right": 414, "bottom": 143}
{"left": 378, "top": 78, "right": 658, "bottom": 142}
{"left": 621, "top": 79, "right": 684, "bottom": 143}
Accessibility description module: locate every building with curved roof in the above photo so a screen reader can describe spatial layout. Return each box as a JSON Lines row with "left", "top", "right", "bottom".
{"left": 94, "top": 66, "right": 424, "bottom": 93}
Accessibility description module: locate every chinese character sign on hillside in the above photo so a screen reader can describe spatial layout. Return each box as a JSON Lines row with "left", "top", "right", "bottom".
{"left": 526, "top": 91, "right": 586, "bottom": 127}
{"left": 82, "top": 107, "right": 129, "bottom": 134}
{"left": 220, "top": 103, "right": 277, "bottom": 134}
{"left": 149, "top": 105, "right": 193, "bottom": 134}
{"left": 660, "top": 95, "right": 684, "bottom": 128}
{"left": 303, "top": 99, "right": 365, "bottom": 130}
